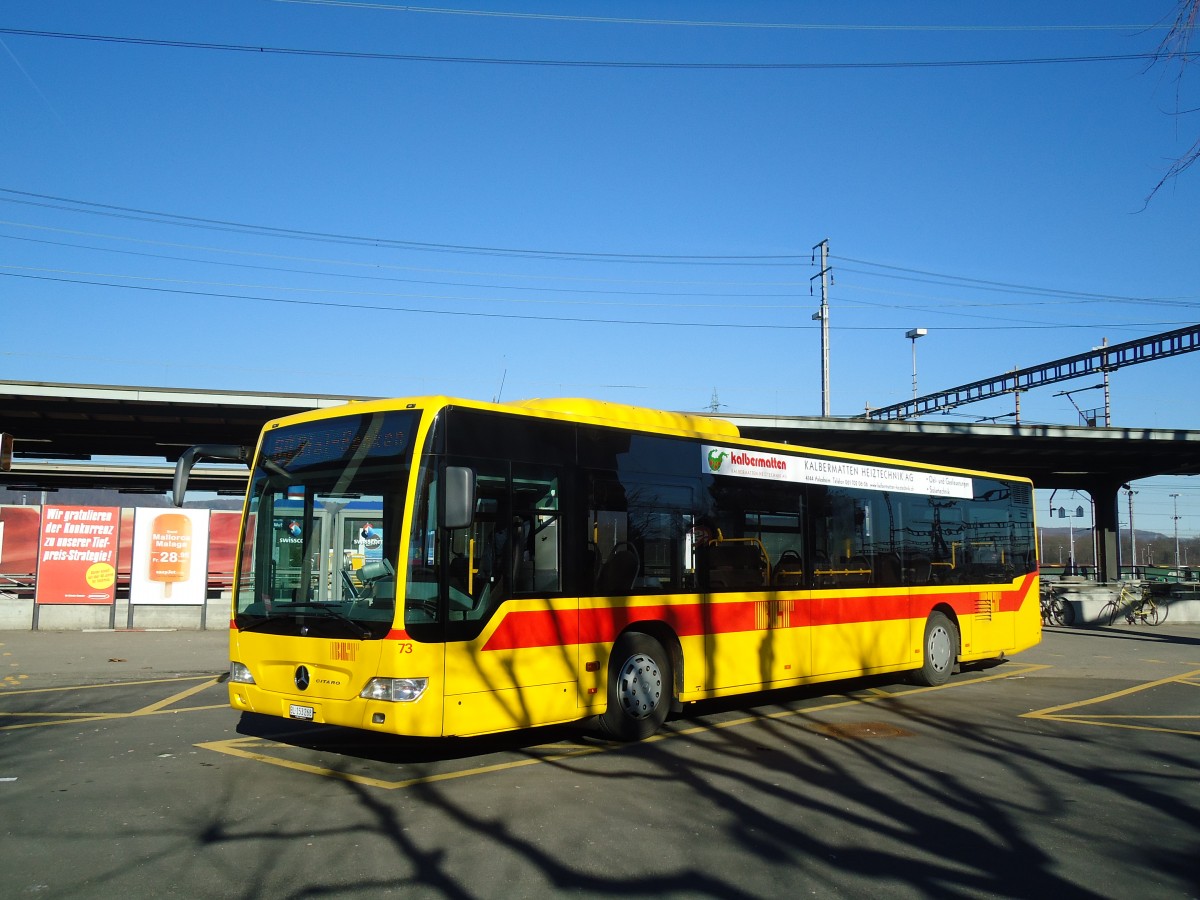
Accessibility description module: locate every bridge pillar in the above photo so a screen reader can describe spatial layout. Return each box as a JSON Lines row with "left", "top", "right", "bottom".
{"left": 1083, "top": 476, "right": 1125, "bottom": 583}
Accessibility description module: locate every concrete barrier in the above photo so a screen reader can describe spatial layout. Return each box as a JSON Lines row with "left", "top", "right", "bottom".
{"left": 1051, "top": 580, "right": 1200, "bottom": 626}
{"left": 0, "top": 591, "right": 230, "bottom": 631}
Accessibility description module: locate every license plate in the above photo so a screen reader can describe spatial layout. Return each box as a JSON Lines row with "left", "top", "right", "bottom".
{"left": 289, "top": 704, "right": 315, "bottom": 720}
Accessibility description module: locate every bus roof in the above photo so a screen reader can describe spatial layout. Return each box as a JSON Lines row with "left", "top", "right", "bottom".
{"left": 259, "top": 395, "right": 1030, "bottom": 484}
{"left": 260, "top": 395, "right": 740, "bottom": 441}
{"left": 511, "top": 397, "right": 740, "bottom": 439}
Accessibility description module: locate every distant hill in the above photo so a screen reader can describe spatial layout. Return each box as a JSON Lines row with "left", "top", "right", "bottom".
{"left": 1038, "top": 526, "right": 1167, "bottom": 542}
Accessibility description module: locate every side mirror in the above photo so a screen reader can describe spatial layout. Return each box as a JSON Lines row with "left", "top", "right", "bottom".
{"left": 442, "top": 466, "right": 476, "bottom": 530}
{"left": 172, "top": 444, "right": 250, "bottom": 506}
{"left": 359, "top": 558, "right": 395, "bottom": 584}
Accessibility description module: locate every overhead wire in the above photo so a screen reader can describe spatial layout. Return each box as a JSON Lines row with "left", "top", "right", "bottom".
{"left": 833, "top": 254, "right": 1186, "bottom": 302}
{"left": 0, "top": 221, "right": 809, "bottom": 287}
{"left": 0, "top": 187, "right": 1193, "bottom": 306}
{"left": 0, "top": 270, "right": 1193, "bottom": 333}
{"left": 0, "top": 189, "right": 801, "bottom": 264}
{"left": 1, "top": 189, "right": 1194, "bottom": 331}
{"left": 0, "top": 234, "right": 808, "bottom": 302}
{"left": 0, "top": 263, "right": 802, "bottom": 310}
{"left": 0, "top": 27, "right": 1176, "bottom": 70}
{"left": 269, "top": 3, "right": 1174, "bottom": 33}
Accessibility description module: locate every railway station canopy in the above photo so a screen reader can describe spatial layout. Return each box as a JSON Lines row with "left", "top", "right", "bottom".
{"left": 3, "top": 379, "right": 1199, "bottom": 579}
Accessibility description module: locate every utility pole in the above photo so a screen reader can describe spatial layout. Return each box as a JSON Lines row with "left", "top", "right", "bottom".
{"left": 1013, "top": 385, "right": 1022, "bottom": 425}
{"left": 1171, "top": 492, "right": 1181, "bottom": 569}
{"left": 811, "top": 239, "right": 831, "bottom": 417}
{"left": 1099, "top": 337, "right": 1112, "bottom": 426}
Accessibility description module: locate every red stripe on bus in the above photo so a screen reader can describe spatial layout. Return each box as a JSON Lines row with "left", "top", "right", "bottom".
{"left": 1004, "top": 573, "right": 1038, "bottom": 611}
{"left": 579, "top": 603, "right": 710, "bottom": 644}
{"left": 480, "top": 573, "right": 1038, "bottom": 652}
{"left": 807, "top": 593, "right": 911, "bottom": 627}
{"left": 385, "top": 628, "right": 411, "bottom": 641}
{"left": 481, "top": 609, "right": 579, "bottom": 651}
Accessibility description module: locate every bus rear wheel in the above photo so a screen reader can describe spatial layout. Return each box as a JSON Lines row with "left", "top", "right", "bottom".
{"left": 599, "top": 632, "right": 672, "bottom": 741}
{"left": 912, "top": 611, "right": 958, "bottom": 687}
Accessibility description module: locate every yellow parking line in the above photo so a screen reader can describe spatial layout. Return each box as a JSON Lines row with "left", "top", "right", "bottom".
{"left": 198, "top": 663, "right": 1050, "bottom": 789}
{"left": 196, "top": 736, "right": 604, "bottom": 790}
{"left": 131, "top": 678, "right": 221, "bottom": 715}
{"left": 1029, "top": 718, "right": 1200, "bottom": 738}
{"left": 0, "top": 676, "right": 225, "bottom": 731}
{"left": 1046, "top": 715, "right": 1195, "bottom": 724}
{"left": 1022, "top": 667, "right": 1200, "bottom": 737}
{"left": 0, "top": 703, "right": 229, "bottom": 731}
{"left": 0, "top": 710, "right": 115, "bottom": 718}
{"left": 0, "top": 675, "right": 217, "bottom": 696}
{"left": 652, "top": 662, "right": 1046, "bottom": 739}
{"left": 1022, "top": 668, "right": 1200, "bottom": 719}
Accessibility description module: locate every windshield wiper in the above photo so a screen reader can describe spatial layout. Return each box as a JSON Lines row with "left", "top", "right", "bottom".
{"left": 261, "top": 458, "right": 294, "bottom": 481}
{"left": 284, "top": 602, "right": 372, "bottom": 639}
{"left": 236, "top": 614, "right": 282, "bottom": 634}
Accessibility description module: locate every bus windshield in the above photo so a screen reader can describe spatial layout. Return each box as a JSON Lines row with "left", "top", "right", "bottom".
{"left": 234, "top": 409, "right": 419, "bottom": 640}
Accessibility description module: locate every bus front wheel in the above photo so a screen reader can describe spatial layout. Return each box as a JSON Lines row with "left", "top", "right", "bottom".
{"left": 599, "top": 632, "right": 672, "bottom": 741}
{"left": 913, "top": 611, "right": 958, "bottom": 687}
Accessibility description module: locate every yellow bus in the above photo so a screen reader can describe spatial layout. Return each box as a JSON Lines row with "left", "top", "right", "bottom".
{"left": 175, "top": 396, "right": 1040, "bottom": 741}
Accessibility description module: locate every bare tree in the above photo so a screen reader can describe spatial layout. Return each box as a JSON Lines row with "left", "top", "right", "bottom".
{"left": 1146, "top": 0, "right": 1200, "bottom": 202}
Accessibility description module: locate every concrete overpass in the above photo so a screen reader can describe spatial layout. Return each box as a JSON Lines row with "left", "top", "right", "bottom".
{"left": 4, "top": 379, "right": 1199, "bottom": 581}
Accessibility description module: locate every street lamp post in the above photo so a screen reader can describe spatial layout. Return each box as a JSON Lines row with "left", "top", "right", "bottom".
{"left": 1123, "top": 485, "right": 1138, "bottom": 580}
{"left": 905, "top": 328, "right": 927, "bottom": 401}
{"left": 1057, "top": 503, "right": 1087, "bottom": 575}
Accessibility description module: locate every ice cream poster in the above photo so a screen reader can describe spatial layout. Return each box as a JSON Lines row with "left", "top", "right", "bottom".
{"left": 35, "top": 505, "right": 120, "bottom": 605}
{"left": 130, "top": 508, "right": 211, "bottom": 605}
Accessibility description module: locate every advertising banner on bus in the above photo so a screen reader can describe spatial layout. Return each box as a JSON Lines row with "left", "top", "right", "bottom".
{"left": 702, "top": 445, "right": 973, "bottom": 499}
{"left": 130, "top": 508, "right": 211, "bottom": 605}
{"left": 35, "top": 505, "right": 120, "bottom": 605}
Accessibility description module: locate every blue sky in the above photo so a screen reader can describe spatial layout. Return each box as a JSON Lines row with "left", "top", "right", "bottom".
{"left": 2, "top": 2, "right": 1198, "bottom": 539}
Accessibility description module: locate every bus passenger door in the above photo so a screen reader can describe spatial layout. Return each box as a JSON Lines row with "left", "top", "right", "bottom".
{"left": 441, "top": 462, "right": 579, "bottom": 736}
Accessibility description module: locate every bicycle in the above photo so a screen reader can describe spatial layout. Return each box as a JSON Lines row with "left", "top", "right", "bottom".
{"left": 1040, "top": 584, "right": 1073, "bottom": 626}
{"left": 1101, "top": 582, "right": 1166, "bottom": 626}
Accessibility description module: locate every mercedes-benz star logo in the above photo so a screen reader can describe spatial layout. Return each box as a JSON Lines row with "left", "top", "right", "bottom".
{"left": 294, "top": 665, "right": 310, "bottom": 691}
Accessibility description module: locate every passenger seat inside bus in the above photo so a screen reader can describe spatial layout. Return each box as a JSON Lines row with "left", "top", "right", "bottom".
{"left": 596, "top": 543, "right": 640, "bottom": 593}
{"left": 772, "top": 550, "right": 805, "bottom": 588}
{"left": 703, "top": 541, "right": 767, "bottom": 590}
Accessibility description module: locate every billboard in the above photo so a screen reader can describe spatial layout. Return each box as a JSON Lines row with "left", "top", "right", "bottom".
{"left": 130, "top": 508, "right": 211, "bottom": 606}
{"left": 35, "top": 506, "right": 120, "bottom": 605}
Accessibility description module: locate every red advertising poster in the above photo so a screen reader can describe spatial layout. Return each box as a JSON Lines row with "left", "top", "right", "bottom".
{"left": 0, "top": 506, "right": 42, "bottom": 574}
{"left": 208, "top": 511, "right": 241, "bottom": 592}
{"left": 35, "top": 505, "right": 120, "bottom": 605}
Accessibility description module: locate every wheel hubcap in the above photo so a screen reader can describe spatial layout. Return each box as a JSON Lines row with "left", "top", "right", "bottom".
{"left": 928, "top": 625, "right": 952, "bottom": 673}
{"left": 616, "top": 652, "right": 663, "bottom": 719}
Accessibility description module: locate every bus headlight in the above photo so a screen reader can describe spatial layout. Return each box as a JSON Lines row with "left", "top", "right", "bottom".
{"left": 229, "top": 661, "right": 255, "bottom": 684}
{"left": 360, "top": 677, "right": 428, "bottom": 703}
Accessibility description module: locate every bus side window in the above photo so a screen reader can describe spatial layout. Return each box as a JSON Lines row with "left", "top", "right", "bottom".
{"left": 589, "top": 475, "right": 694, "bottom": 594}
{"left": 588, "top": 474, "right": 633, "bottom": 594}
{"left": 512, "top": 466, "right": 562, "bottom": 594}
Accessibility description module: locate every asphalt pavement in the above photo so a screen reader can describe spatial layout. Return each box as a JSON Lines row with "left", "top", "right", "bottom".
{"left": 2, "top": 623, "right": 1199, "bottom": 899}
{"left": 0, "top": 628, "right": 229, "bottom": 684}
